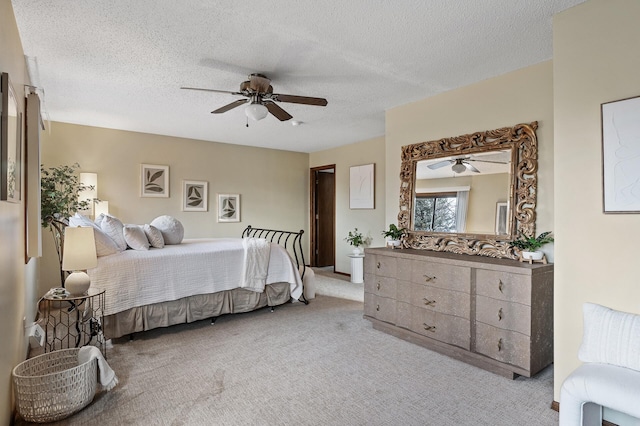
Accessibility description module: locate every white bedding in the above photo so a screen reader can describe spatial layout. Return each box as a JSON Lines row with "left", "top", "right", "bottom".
{"left": 87, "top": 238, "right": 303, "bottom": 316}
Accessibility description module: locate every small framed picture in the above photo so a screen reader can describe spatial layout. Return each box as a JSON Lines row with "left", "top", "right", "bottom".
{"left": 141, "top": 164, "right": 169, "bottom": 198}
{"left": 182, "top": 180, "right": 208, "bottom": 211}
{"left": 217, "top": 193, "right": 240, "bottom": 222}
{"left": 349, "top": 163, "right": 375, "bottom": 209}
{"left": 495, "top": 202, "right": 508, "bottom": 235}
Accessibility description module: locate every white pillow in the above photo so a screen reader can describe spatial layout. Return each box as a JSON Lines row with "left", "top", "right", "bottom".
{"left": 150, "top": 215, "right": 184, "bottom": 245}
{"left": 578, "top": 303, "right": 640, "bottom": 371}
{"left": 144, "top": 224, "right": 165, "bottom": 248}
{"left": 94, "top": 213, "right": 106, "bottom": 227}
{"left": 123, "top": 224, "right": 150, "bottom": 250}
{"left": 68, "top": 214, "right": 120, "bottom": 257}
{"left": 101, "top": 215, "right": 127, "bottom": 251}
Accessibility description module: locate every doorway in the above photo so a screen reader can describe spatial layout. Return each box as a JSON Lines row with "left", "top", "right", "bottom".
{"left": 310, "top": 165, "right": 335, "bottom": 268}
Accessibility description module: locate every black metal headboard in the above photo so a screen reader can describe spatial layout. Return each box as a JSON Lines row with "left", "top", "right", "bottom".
{"left": 242, "top": 226, "right": 307, "bottom": 303}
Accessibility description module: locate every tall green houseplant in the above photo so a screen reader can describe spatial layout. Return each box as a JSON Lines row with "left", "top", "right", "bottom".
{"left": 41, "top": 163, "right": 94, "bottom": 285}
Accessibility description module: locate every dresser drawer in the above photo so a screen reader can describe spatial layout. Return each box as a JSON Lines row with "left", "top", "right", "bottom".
{"left": 364, "top": 293, "right": 396, "bottom": 324}
{"left": 476, "top": 296, "right": 531, "bottom": 336}
{"left": 475, "top": 323, "right": 530, "bottom": 369}
{"left": 409, "top": 283, "right": 470, "bottom": 319}
{"left": 476, "top": 269, "right": 531, "bottom": 305}
{"left": 364, "top": 274, "right": 397, "bottom": 299}
{"left": 410, "top": 306, "right": 470, "bottom": 349}
{"left": 410, "top": 260, "right": 471, "bottom": 293}
{"left": 365, "top": 254, "right": 397, "bottom": 278}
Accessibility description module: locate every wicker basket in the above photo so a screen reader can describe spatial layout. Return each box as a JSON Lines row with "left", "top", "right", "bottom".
{"left": 12, "top": 348, "right": 97, "bottom": 423}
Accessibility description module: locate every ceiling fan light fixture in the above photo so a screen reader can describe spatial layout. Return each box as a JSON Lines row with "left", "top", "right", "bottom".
{"left": 451, "top": 162, "right": 466, "bottom": 173}
{"left": 245, "top": 102, "right": 268, "bottom": 121}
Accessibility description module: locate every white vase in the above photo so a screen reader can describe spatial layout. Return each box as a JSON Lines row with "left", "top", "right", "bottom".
{"left": 522, "top": 250, "right": 543, "bottom": 261}
{"left": 353, "top": 247, "right": 362, "bottom": 255}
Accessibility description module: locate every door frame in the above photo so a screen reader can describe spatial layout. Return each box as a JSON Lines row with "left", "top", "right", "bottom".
{"left": 309, "top": 164, "right": 336, "bottom": 268}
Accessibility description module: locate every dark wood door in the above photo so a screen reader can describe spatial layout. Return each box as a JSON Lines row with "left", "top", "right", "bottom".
{"left": 315, "top": 170, "right": 335, "bottom": 267}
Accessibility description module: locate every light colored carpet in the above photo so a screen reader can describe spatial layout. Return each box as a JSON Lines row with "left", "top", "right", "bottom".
{"left": 312, "top": 267, "right": 364, "bottom": 302}
{"left": 17, "top": 282, "right": 558, "bottom": 425}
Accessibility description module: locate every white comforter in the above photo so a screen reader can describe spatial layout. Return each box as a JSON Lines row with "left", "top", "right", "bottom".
{"left": 88, "top": 238, "right": 303, "bottom": 316}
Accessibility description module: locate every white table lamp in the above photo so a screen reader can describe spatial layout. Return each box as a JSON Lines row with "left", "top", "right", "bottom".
{"left": 62, "top": 226, "right": 98, "bottom": 295}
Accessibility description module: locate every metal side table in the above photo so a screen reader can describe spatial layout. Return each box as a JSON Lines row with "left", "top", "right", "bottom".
{"left": 42, "top": 288, "right": 106, "bottom": 357}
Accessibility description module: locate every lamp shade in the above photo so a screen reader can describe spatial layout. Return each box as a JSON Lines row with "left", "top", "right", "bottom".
{"left": 94, "top": 200, "right": 109, "bottom": 217}
{"left": 62, "top": 226, "right": 97, "bottom": 271}
{"left": 79, "top": 172, "right": 98, "bottom": 201}
{"left": 245, "top": 103, "right": 268, "bottom": 121}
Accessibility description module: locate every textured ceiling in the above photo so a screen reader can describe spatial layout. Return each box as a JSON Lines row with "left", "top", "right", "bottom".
{"left": 11, "top": 0, "right": 584, "bottom": 153}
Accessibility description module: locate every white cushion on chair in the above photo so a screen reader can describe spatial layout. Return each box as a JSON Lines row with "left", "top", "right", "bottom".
{"left": 560, "top": 363, "right": 640, "bottom": 425}
{"left": 579, "top": 303, "right": 640, "bottom": 371}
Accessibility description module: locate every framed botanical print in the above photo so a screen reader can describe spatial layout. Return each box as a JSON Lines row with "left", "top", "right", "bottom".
{"left": 141, "top": 164, "right": 169, "bottom": 198}
{"left": 217, "top": 193, "right": 240, "bottom": 222}
{"left": 182, "top": 180, "right": 208, "bottom": 211}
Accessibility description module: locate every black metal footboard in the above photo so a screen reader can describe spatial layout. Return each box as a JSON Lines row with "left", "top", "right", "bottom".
{"left": 242, "top": 225, "right": 308, "bottom": 304}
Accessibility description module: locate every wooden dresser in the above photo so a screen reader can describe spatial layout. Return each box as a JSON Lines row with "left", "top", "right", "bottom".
{"left": 363, "top": 247, "right": 553, "bottom": 379}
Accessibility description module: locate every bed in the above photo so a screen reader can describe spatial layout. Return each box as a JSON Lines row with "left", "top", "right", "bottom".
{"left": 87, "top": 225, "right": 307, "bottom": 339}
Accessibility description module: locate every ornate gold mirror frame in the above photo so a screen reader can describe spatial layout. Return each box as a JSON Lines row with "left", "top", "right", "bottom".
{"left": 398, "top": 122, "right": 538, "bottom": 259}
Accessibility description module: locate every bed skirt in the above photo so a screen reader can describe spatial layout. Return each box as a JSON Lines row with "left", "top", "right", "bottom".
{"left": 103, "top": 282, "right": 291, "bottom": 339}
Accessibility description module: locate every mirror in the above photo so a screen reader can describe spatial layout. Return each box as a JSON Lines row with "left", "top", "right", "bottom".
{"left": 398, "top": 122, "right": 538, "bottom": 259}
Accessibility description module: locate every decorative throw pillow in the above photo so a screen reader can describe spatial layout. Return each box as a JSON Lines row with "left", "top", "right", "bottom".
{"left": 68, "top": 214, "right": 120, "bottom": 257}
{"left": 100, "top": 215, "right": 127, "bottom": 251}
{"left": 578, "top": 303, "right": 640, "bottom": 371}
{"left": 144, "top": 224, "right": 165, "bottom": 248}
{"left": 94, "top": 213, "right": 106, "bottom": 227}
{"left": 150, "top": 215, "right": 184, "bottom": 245}
{"left": 123, "top": 224, "right": 150, "bottom": 250}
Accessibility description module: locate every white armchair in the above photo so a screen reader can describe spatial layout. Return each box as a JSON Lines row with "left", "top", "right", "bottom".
{"left": 559, "top": 303, "right": 640, "bottom": 425}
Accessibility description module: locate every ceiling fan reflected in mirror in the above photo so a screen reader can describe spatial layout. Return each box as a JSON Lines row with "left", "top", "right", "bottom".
{"left": 427, "top": 156, "right": 509, "bottom": 174}
{"left": 181, "top": 73, "right": 328, "bottom": 123}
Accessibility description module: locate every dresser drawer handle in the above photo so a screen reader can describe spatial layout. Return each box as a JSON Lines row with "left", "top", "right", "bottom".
{"left": 423, "top": 298, "right": 436, "bottom": 306}
{"left": 498, "top": 338, "right": 503, "bottom": 352}
{"left": 423, "top": 274, "right": 436, "bottom": 283}
{"left": 498, "top": 308, "right": 503, "bottom": 321}
{"left": 376, "top": 262, "right": 381, "bottom": 269}
{"left": 423, "top": 323, "right": 436, "bottom": 332}
{"left": 376, "top": 304, "right": 380, "bottom": 311}
{"left": 377, "top": 282, "right": 381, "bottom": 291}
{"left": 498, "top": 279, "right": 504, "bottom": 293}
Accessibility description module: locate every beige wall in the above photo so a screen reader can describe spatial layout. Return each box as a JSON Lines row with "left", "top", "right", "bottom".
{"left": 39, "top": 122, "right": 310, "bottom": 293}
{"left": 0, "top": 0, "right": 35, "bottom": 421}
{"left": 310, "top": 136, "right": 386, "bottom": 274}
{"left": 553, "top": 0, "right": 640, "bottom": 422}
{"left": 466, "top": 173, "right": 510, "bottom": 234}
{"left": 386, "top": 61, "right": 555, "bottom": 262}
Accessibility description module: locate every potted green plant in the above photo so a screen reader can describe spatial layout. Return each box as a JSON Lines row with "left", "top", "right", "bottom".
{"left": 344, "top": 228, "right": 365, "bottom": 254}
{"left": 381, "top": 223, "right": 406, "bottom": 247}
{"left": 511, "top": 231, "right": 554, "bottom": 261}
{"left": 41, "top": 163, "right": 94, "bottom": 285}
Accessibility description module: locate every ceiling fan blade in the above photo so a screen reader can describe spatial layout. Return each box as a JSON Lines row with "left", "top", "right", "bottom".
{"left": 265, "top": 102, "right": 293, "bottom": 121}
{"left": 270, "top": 93, "right": 328, "bottom": 106}
{"left": 427, "top": 160, "right": 453, "bottom": 170}
{"left": 465, "top": 163, "right": 481, "bottom": 173}
{"left": 211, "top": 99, "right": 248, "bottom": 114}
{"left": 467, "top": 158, "right": 509, "bottom": 164}
{"left": 181, "top": 87, "right": 243, "bottom": 96}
